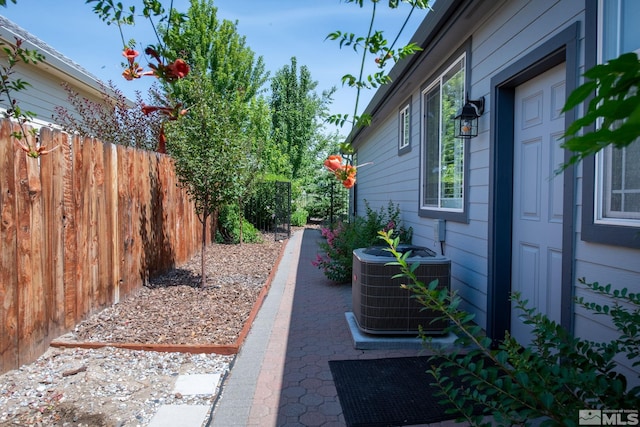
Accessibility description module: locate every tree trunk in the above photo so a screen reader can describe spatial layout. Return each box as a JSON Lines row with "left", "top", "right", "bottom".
{"left": 239, "top": 198, "right": 244, "bottom": 246}
{"left": 200, "top": 213, "right": 207, "bottom": 288}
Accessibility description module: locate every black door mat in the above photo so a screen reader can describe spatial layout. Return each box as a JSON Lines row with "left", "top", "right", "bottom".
{"left": 329, "top": 355, "right": 480, "bottom": 426}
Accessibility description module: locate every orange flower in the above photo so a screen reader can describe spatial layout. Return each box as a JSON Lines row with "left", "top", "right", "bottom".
{"left": 338, "top": 164, "right": 357, "bottom": 188}
{"left": 334, "top": 164, "right": 356, "bottom": 181}
{"left": 324, "top": 155, "right": 343, "bottom": 172}
{"left": 141, "top": 104, "right": 171, "bottom": 115}
{"left": 323, "top": 154, "right": 361, "bottom": 189}
{"left": 165, "top": 58, "right": 190, "bottom": 80}
{"left": 122, "top": 67, "right": 144, "bottom": 80}
{"left": 14, "top": 138, "right": 59, "bottom": 158}
{"left": 342, "top": 175, "right": 356, "bottom": 189}
{"left": 141, "top": 103, "right": 186, "bottom": 121}
{"left": 122, "top": 48, "right": 139, "bottom": 65}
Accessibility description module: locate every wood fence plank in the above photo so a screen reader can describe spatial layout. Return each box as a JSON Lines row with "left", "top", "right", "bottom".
{"left": 128, "top": 147, "right": 139, "bottom": 295}
{"left": 158, "top": 154, "right": 175, "bottom": 271}
{"left": 63, "top": 134, "right": 77, "bottom": 329}
{"left": 39, "top": 128, "right": 66, "bottom": 338}
{"left": 0, "top": 120, "right": 18, "bottom": 373}
{"left": 117, "top": 145, "right": 131, "bottom": 299}
{"left": 181, "top": 182, "right": 192, "bottom": 264}
{"left": 94, "top": 139, "right": 108, "bottom": 309}
{"left": 50, "top": 130, "right": 66, "bottom": 335}
{"left": 131, "top": 149, "right": 139, "bottom": 288}
{"left": 74, "top": 136, "right": 89, "bottom": 320}
{"left": 174, "top": 169, "right": 184, "bottom": 263}
{"left": 173, "top": 159, "right": 184, "bottom": 264}
{"left": 139, "top": 150, "right": 150, "bottom": 280}
{"left": 148, "top": 152, "right": 161, "bottom": 274}
{"left": 87, "top": 139, "right": 99, "bottom": 313}
{"left": 167, "top": 156, "right": 178, "bottom": 266}
{"left": 14, "top": 143, "right": 31, "bottom": 366}
{"left": 26, "top": 135, "right": 46, "bottom": 361}
{"left": 15, "top": 125, "right": 46, "bottom": 366}
{"left": 39, "top": 130, "right": 54, "bottom": 341}
{"left": 106, "top": 143, "right": 119, "bottom": 303}
{"left": 139, "top": 149, "right": 150, "bottom": 284}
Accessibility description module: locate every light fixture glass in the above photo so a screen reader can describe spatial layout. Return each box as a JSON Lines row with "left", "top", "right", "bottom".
{"left": 454, "top": 95, "right": 485, "bottom": 139}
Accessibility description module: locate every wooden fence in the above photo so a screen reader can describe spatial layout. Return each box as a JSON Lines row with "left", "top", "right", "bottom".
{"left": 0, "top": 120, "right": 210, "bottom": 374}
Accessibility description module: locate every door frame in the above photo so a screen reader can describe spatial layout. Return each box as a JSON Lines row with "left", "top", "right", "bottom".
{"left": 486, "top": 22, "right": 579, "bottom": 346}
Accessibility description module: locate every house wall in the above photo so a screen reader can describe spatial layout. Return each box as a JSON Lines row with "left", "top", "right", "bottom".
{"left": 0, "top": 52, "right": 106, "bottom": 128}
{"left": 573, "top": 244, "right": 640, "bottom": 381}
{"left": 0, "top": 17, "right": 112, "bottom": 129}
{"left": 353, "top": 0, "right": 640, "bottom": 377}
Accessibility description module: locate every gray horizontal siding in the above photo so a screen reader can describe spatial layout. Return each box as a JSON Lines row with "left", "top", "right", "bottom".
{"left": 2, "top": 59, "right": 106, "bottom": 128}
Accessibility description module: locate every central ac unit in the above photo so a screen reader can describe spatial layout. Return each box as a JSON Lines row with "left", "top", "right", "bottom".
{"left": 352, "top": 245, "right": 451, "bottom": 335}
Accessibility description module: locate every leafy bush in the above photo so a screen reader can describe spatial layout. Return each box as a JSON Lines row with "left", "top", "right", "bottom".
{"left": 291, "top": 208, "right": 308, "bottom": 226}
{"left": 305, "top": 173, "right": 350, "bottom": 222}
{"left": 379, "top": 229, "right": 640, "bottom": 426}
{"left": 313, "top": 201, "right": 412, "bottom": 283}
{"left": 54, "top": 81, "right": 162, "bottom": 150}
{"left": 217, "top": 204, "right": 262, "bottom": 244}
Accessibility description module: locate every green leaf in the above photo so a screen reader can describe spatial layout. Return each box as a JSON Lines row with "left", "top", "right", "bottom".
{"left": 562, "top": 80, "right": 597, "bottom": 112}
{"left": 540, "top": 391, "right": 554, "bottom": 408}
{"left": 515, "top": 372, "right": 529, "bottom": 387}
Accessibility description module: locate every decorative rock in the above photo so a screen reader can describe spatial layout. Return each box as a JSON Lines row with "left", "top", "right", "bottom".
{"left": 0, "top": 347, "right": 233, "bottom": 426}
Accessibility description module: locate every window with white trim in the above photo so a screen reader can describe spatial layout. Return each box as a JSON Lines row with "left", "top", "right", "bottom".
{"left": 420, "top": 54, "right": 466, "bottom": 212}
{"left": 595, "top": 0, "right": 640, "bottom": 225}
{"left": 398, "top": 103, "right": 411, "bottom": 153}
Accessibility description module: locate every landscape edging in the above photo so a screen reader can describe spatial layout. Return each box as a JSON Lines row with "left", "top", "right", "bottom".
{"left": 50, "top": 236, "right": 290, "bottom": 355}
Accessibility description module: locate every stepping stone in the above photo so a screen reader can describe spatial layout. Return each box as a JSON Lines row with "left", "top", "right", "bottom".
{"left": 174, "top": 373, "right": 222, "bottom": 395}
{"left": 148, "top": 405, "right": 210, "bottom": 427}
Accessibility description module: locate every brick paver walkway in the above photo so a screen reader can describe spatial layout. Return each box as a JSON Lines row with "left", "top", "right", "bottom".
{"left": 211, "top": 228, "right": 465, "bottom": 427}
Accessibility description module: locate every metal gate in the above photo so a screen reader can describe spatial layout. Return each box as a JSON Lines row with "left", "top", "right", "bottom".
{"left": 244, "top": 180, "right": 291, "bottom": 240}
{"left": 273, "top": 181, "right": 291, "bottom": 240}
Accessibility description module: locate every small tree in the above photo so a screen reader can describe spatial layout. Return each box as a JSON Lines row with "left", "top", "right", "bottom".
{"left": 151, "top": 0, "right": 270, "bottom": 283}
{"left": 164, "top": 72, "right": 247, "bottom": 286}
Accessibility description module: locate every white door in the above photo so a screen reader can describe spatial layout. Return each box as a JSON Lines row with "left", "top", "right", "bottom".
{"left": 510, "top": 64, "right": 565, "bottom": 345}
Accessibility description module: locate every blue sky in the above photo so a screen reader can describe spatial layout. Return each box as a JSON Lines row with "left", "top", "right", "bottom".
{"left": 1, "top": 1, "right": 428, "bottom": 135}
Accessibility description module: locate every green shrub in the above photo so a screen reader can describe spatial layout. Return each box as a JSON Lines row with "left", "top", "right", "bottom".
{"left": 379, "top": 229, "right": 640, "bottom": 427}
{"left": 291, "top": 208, "right": 308, "bottom": 226}
{"left": 217, "top": 204, "right": 263, "bottom": 244}
{"left": 313, "top": 201, "right": 412, "bottom": 283}
{"left": 244, "top": 179, "right": 287, "bottom": 231}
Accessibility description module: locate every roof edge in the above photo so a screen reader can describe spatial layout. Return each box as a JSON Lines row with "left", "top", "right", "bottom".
{"left": 347, "top": 0, "right": 463, "bottom": 147}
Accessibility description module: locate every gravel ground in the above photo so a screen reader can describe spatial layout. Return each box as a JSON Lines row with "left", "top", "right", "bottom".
{"left": 0, "top": 347, "right": 231, "bottom": 427}
{"left": 0, "top": 232, "right": 287, "bottom": 427}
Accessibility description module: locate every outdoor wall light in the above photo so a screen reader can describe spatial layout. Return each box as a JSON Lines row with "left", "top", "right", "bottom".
{"left": 453, "top": 94, "right": 485, "bottom": 139}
